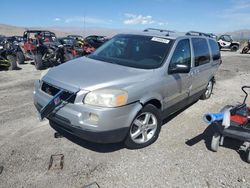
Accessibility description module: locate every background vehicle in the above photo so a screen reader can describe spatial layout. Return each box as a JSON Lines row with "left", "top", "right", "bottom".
{"left": 18, "top": 30, "right": 73, "bottom": 70}
{"left": 0, "top": 38, "right": 20, "bottom": 70}
{"left": 60, "top": 37, "right": 96, "bottom": 56}
{"left": 58, "top": 37, "right": 83, "bottom": 58}
{"left": 241, "top": 39, "right": 250, "bottom": 54}
{"left": 7, "top": 36, "right": 24, "bottom": 43}
{"left": 34, "top": 29, "right": 221, "bottom": 149}
{"left": 67, "top": 35, "right": 84, "bottom": 41}
{"left": 217, "top": 34, "right": 240, "bottom": 51}
{"left": 84, "top": 35, "right": 109, "bottom": 48}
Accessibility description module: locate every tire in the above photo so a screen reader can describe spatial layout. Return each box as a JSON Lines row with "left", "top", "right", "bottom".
{"left": 34, "top": 54, "right": 44, "bottom": 70}
{"left": 230, "top": 45, "right": 239, "bottom": 52}
{"left": 124, "top": 104, "right": 162, "bottom": 149}
{"left": 16, "top": 51, "right": 25, "bottom": 64}
{"left": 211, "top": 133, "right": 220, "bottom": 152}
{"left": 241, "top": 46, "right": 249, "bottom": 54}
{"left": 7, "top": 55, "right": 18, "bottom": 70}
{"left": 200, "top": 80, "right": 214, "bottom": 100}
{"left": 246, "top": 147, "right": 250, "bottom": 163}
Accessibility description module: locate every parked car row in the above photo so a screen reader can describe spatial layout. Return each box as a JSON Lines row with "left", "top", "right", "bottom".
{"left": 0, "top": 30, "right": 109, "bottom": 71}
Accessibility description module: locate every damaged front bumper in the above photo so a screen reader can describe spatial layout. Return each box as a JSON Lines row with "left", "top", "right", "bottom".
{"left": 33, "top": 80, "right": 142, "bottom": 143}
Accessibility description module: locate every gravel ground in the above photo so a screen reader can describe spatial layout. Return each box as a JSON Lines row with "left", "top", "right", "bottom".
{"left": 0, "top": 51, "right": 250, "bottom": 188}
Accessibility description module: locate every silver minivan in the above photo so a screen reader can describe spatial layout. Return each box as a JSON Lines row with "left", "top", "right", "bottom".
{"left": 34, "top": 29, "right": 221, "bottom": 149}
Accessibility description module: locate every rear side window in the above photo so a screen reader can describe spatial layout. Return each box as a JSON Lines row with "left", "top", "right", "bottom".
{"left": 192, "top": 38, "right": 210, "bottom": 66}
{"left": 208, "top": 39, "right": 220, "bottom": 61}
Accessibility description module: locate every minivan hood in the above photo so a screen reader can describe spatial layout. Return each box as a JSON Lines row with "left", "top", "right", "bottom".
{"left": 42, "top": 57, "right": 153, "bottom": 92}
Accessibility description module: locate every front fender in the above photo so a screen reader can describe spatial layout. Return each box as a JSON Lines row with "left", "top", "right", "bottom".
{"left": 139, "top": 93, "right": 163, "bottom": 110}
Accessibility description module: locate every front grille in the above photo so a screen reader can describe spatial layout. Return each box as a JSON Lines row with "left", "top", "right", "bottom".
{"left": 41, "top": 82, "right": 76, "bottom": 103}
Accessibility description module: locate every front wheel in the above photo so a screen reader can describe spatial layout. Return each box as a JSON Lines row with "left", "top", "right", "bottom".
{"left": 241, "top": 46, "right": 249, "bottom": 54}
{"left": 124, "top": 104, "right": 162, "bottom": 149}
{"left": 34, "top": 54, "right": 44, "bottom": 70}
{"left": 211, "top": 133, "right": 220, "bottom": 152}
{"left": 16, "top": 51, "right": 25, "bottom": 64}
{"left": 7, "top": 55, "right": 18, "bottom": 70}
{"left": 200, "top": 80, "right": 214, "bottom": 100}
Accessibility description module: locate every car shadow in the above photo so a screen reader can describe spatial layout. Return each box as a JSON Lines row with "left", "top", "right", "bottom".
{"left": 185, "top": 124, "right": 248, "bottom": 163}
{"left": 54, "top": 128, "right": 124, "bottom": 153}
{"left": 53, "top": 100, "right": 201, "bottom": 153}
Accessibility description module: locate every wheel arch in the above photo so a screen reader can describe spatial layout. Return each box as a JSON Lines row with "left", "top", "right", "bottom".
{"left": 140, "top": 97, "right": 163, "bottom": 111}
{"left": 230, "top": 42, "right": 239, "bottom": 47}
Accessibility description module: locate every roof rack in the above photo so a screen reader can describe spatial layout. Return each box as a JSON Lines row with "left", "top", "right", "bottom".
{"left": 185, "top": 31, "right": 213, "bottom": 38}
{"left": 143, "top": 28, "right": 175, "bottom": 36}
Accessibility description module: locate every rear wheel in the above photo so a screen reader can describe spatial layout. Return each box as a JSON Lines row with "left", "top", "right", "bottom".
{"left": 16, "top": 51, "right": 25, "bottom": 64}
{"left": 124, "top": 104, "right": 162, "bottom": 149}
{"left": 34, "top": 54, "right": 44, "bottom": 70}
{"left": 200, "top": 80, "right": 213, "bottom": 100}
{"left": 211, "top": 133, "right": 220, "bottom": 152}
{"left": 230, "top": 45, "right": 239, "bottom": 51}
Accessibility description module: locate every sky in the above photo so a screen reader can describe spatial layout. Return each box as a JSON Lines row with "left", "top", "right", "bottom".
{"left": 1, "top": 0, "right": 250, "bottom": 33}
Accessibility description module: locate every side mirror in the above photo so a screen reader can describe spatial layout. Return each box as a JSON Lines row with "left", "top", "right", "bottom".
{"left": 168, "top": 63, "right": 190, "bottom": 74}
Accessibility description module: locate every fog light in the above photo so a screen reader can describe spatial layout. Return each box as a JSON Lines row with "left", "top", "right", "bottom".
{"left": 89, "top": 113, "right": 99, "bottom": 123}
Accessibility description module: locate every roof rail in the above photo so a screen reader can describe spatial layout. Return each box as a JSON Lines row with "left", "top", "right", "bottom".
{"left": 185, "top": 31, "right": 213, "bottom": 38}
{"left": 143, "top": 28, "right": 175, "bottom": 36}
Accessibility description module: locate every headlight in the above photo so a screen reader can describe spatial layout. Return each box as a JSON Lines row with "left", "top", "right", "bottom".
{"left": 40, "top": 68, "right": 50, "bottom": 80}
{"left": 84, "top": 89, "right": 128, "bottom": 107}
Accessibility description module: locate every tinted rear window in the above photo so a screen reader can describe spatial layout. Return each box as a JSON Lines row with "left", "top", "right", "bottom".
{"left": 208, "top": 39, "right": 220, "bottom": 61}
{"left": 192, "top": 38, "right": 210, "bottom": 66}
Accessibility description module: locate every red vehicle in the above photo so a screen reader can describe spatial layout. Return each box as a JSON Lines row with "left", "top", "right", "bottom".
{"left": 18, "top": 30, "right": 73, "bottom": 70}
{"left": 82, "top": 42, "right": 96, "bottom": 55}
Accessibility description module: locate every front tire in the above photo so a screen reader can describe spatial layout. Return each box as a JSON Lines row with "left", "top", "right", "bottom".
{"left": 7, "top": 55, "right": 18, "bottom": 70}
{"left": 211, "top": 133, "right": 220, "bottom": 152}
{"left": 200, "top": 80, "right": 214, "bottom": 100}
{"left": 34, "top": 53, "right": 44, "bottom": 70}
{"left": 124, "top": 104, "right": 162, "bottom": 149}
{"left": 16, "top": 51, "right": 25, "bottom": 64}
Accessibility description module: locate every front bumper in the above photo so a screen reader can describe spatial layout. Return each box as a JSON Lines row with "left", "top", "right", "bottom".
{"left": 49, "top": 116, "right": 130, "bottom": 143}
{"left": 33, "top": 80, "right": 142, "bottom": 143}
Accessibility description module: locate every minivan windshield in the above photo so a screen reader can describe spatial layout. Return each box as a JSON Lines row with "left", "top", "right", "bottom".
{"left": 88, "top": 34, "right": 173, "bottom": 69}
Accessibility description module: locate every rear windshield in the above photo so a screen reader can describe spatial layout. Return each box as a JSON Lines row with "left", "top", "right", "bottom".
{"left": 88, "top": 34, "right": 173, "bottom": 69}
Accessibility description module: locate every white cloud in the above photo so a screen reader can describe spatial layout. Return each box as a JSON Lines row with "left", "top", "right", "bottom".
{"left": 158, "top": 22, "right": 168, "bottom": 26}
{"left": 123, "top": 13, "right": 168, "bottom": 27}
{"left": 123, "top": 14, "right": 155, "bottom": 25}
{"left": 65, "top": 16, "right": 111, "bottom": 25}
{"left": 53, "top": 18, "right": 61, "bottom": 22}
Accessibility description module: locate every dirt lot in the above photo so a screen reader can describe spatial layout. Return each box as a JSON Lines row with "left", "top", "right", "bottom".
{"left": 0, "top": 52, "right": 250, "bottom": 188}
